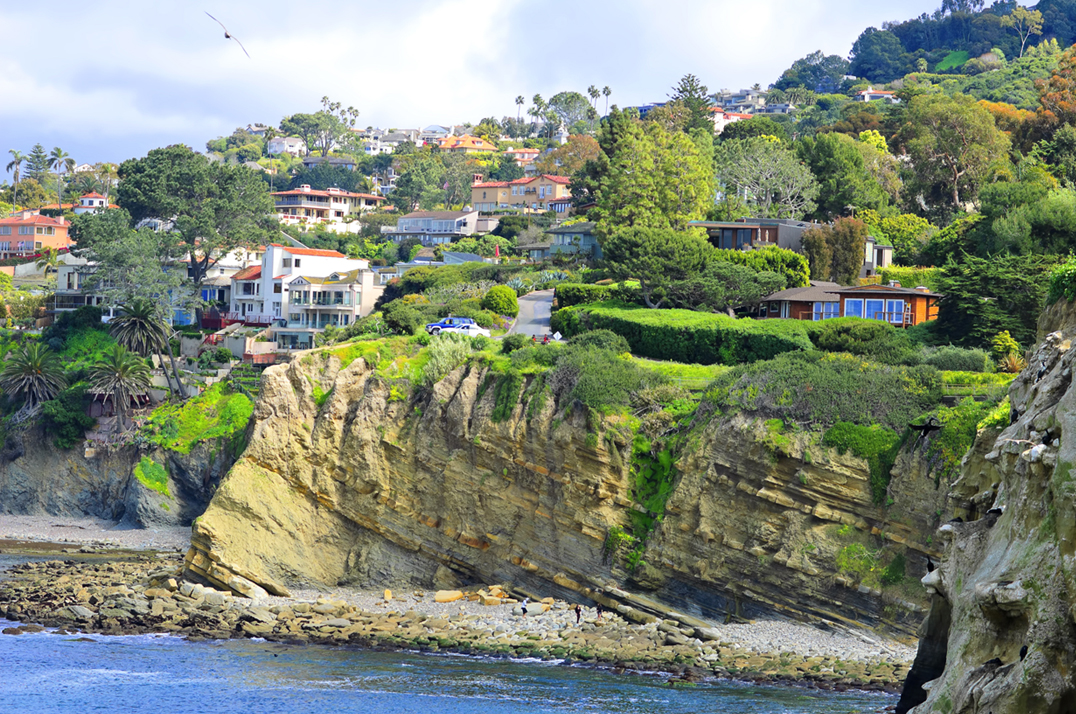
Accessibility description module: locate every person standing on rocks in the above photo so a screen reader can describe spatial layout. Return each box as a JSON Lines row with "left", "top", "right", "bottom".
{"left": 574, "top": 604, "right": 581, "bottom": 625}
{"left": 596, "top": 603, "right": 603, "bottom": 621}
{"left": 521, "top": 598, "right": 529, "bottom": 617}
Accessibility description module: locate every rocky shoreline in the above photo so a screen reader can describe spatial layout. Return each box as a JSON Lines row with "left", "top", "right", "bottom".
{"left": 0, "top": 551, "right": 912, "bottom": 692}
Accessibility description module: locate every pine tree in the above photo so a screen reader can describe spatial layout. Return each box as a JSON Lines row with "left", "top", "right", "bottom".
{"left": 670, "top": 74, "right": 713, "bottom": 135}
{"left": 25, "top": 144, "right": 50, "bottom": 183}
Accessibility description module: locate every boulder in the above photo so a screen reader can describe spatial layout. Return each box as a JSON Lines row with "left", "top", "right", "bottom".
{"left": 434, "top": 590, "right": 463, "bottom": 603}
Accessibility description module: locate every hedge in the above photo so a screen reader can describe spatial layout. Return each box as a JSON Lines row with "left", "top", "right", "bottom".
{"left": 554, "top": 283, "right": 612, "bottom": 308}
{"left": 878, "top": 266, "right": 941, "bottom": 293}
{"left": 549, "top": 301, "right": 817, "bottom": 365}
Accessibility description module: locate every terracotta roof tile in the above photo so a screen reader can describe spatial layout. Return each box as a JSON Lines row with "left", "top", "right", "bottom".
{"left": 232, "top": 266, "right": 262, "bottom": 281}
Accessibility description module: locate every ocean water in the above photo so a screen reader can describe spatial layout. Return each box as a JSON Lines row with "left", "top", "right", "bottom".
{"left": 0, "top": 558, "right": 895, "bottom": 713}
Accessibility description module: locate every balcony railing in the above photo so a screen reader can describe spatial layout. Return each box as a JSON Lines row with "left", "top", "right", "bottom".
{"left": 798, "top": 311, "right": 914, "bottom": 326}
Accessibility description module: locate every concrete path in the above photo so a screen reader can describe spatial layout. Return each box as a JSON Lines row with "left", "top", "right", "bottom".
{"left": 509, "top": 289, "right": 554, "bottom": 337}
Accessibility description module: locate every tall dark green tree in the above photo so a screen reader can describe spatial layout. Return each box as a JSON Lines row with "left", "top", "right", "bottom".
{"left": 773, "top": 51, "right": 851, "bottom": 92}
{"left": 25, "top": 144, "right": 50, "bottom": 183}
{"left": 602, "top": 226, "right": 713, "bottom": 308}
{"left": 116, "top": 145, "right": 275, "bottom": 288}
{"left": 670, "top": 73, "right": 713, "bottom": 135}
{"left": 848, "top": 27, "right": 908, "bottom": 82}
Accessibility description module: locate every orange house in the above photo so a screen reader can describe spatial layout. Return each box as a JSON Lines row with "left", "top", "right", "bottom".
{"left": 833, "top": 284, "right": 940, "bottom": 327}
{"left": 758, "top": 282, "right": 940, "bottom": 327}
{"left": 0, "top": 214, "right": 73, "bottom": 259}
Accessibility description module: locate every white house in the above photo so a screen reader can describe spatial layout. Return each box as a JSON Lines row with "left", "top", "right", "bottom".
{"left": 383, "top": 210, "right": 480, "bottom": 245}
{"left": 710, "top": 108, "right": 752, "bottom": 134}
{"left": 228, "top": 244, "right": 382, "bottom": 347}
{"left": 267, "top": 136, "right": 307, "bottom": 156}
{"left": 271, "top": 184, "right": 386, "bottom": 233}
{"left": 72, "top": 192, "right": 113, "bottom": 215}
{"left": 854, "top": 87, "right": 901, "bottom": 104}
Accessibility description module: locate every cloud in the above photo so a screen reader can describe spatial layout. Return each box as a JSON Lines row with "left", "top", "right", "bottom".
{"left": 0, "top": 0, "right": 936, "bottom": 167}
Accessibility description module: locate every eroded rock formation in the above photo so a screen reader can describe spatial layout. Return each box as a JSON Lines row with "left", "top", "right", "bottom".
{"left": 188, "top": 350, "right": 948, "bottom": 633}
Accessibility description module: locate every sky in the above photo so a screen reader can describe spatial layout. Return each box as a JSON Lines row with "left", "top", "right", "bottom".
{"left": 1, "top": 0, "right": 941, "bottom": 170}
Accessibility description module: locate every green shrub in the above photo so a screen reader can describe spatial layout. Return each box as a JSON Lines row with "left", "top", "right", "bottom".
{"left": 920, "top": 345, "right": 992, "bottom": 372}
{"left": 501, "top": 334, "right": 531, "bottom": 354}
{"left": 491, "top": 370, "right": 524, "bottom": 422}
{"left": 134, "top": 456, "right": 170, "bottom": 498}
{"left": 142, "top": 384, "right": 254, "bottom": 455}
{"left": 823, "top": 422, "right": 904, "bottom": 504}
{"left": 1048, "top": 255, "right": 1076, "bottom": 304}
{"left": 711, "top": 246, "right": 810, "bottom": 288}
{"left": 550, "top": 345, "right": 666, "bottom": 410}
{"left": 481, "top": 285, "right": 520, "bottom": 318}
{"left": 40, "top": 384, "right": 96, "bottom": 449}
{"left": 509, "top": 344, "right": 561, "bottom": 371}
{"left": 555, "top": 283, "right": 612, "bottom": 308}
{"left": 568, "top": 329, "right": 630, "bottom": 354}
{"left": 211, "top": 346, "right": 233, "bottom": 363}
{"left": 924, "top": 398, "right": 998, "bottom": 485}
{"left": 422, "top": 333, "right": 473, "bottom": 386}
{"left": 811, "top": 318, "right": 919, "bottom": 365}
{"left": 551, "top": 301, "right": 817, "bottom": 366}
{"left": 881, "top": 552, "right": 907, "bottom": 586}
{"left": 706, "top": 351, "right": 943, "bottom": 432}
{"left": 879, "top": 267, "right": 941, "bottom": 293}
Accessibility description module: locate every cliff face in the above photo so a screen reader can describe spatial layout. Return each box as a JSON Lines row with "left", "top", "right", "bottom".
{"left": 0, "top": 425, "right": 238, "bottom": 528}
{"left": 899, "top": 299, "right": 1076, "bottom": 714}
{"left": 189, "top": 351, "right": 948, "bottom": 633}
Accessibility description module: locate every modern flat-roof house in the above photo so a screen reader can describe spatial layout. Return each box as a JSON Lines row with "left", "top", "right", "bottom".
{"left": 757, "top": 282, "right": 940, "bottom": 327}
{"left": 0, "top": 214, "right": 73, "bottom": 259}
{"left": 470, "top": 175, "right": 572, "bottom": 212}
{"left": 384, "top": 210, "right": 480, "bottom": 245}
{"left": 861, "top": 236, "right": 895, "bottom": 279}
{"left": 690, "top": 218, "right": 815, "bottom": 252}
{"left": 271, "top": 184, "right": 385, "bottom": 233}
{"left": 300, "top": 156, "right": 358, "bottom": 171}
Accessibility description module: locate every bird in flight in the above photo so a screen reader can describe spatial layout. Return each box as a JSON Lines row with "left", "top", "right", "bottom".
{"left": 205, "top": 12, "right": 250, "bottom": 58}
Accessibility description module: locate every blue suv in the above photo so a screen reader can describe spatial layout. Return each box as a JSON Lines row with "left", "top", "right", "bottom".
{"left": 425, "top": 316, "right": 477, "bottom": 335}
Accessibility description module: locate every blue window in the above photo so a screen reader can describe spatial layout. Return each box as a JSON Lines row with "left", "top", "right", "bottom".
{"left": 865, "top": 299, "right": 885, "bottom": 320}
{"left": 844, "top": 299, "right": 863, "bottom": 318}
{"left": 886, "top": 299, "right": 905, "bottom": 323}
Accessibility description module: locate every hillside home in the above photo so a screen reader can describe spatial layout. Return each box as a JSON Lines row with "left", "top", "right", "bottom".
{"left": 273, "top": 268, "right": 382, "bottom": 349}
{"left": 470, "top": 175, "right": 571, "bottom": 212}
{"left": 710, "top": 108, "right": 752, "bottom": 134}
{"left": 72, "top": 192, "right": 116, "bottom": 215}
{"left": 267, "top": 136, "right": 307, "bottom": 156}
{"left": 385, "top": 210, "right": 480, "bottom": 245}
{"left": 690, "top": 218, "right": 815, "bottom": 252}
{"left": 861, "top": 236, "right": 895, "bottom": 278}
{"left": 228, "top": 244, "right": 378, "bottom": 334}
{"left": 504, "top": 147, "right": 540, "bottom": 167}
{"left": 519, "top": 222, "right": 602, "bottom": 261}
{"left": 0, "top": 214, "right": 72, "bottom": 259}
{"left": 854, "top": 87, "right": 900, "bottom": 104}
{"left": 300, "top": 156, "right": 358, "bottom": 171}
{"left": 437, "top": 135, "right": 499, "bottom": 154}
{"left": 272, "top": 184, "right": 385, "bottom": 233}
{"left": 757, "top": 282, "right": 940, "bottom": 327}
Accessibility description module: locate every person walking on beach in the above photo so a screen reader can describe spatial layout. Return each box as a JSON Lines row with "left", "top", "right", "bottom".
{"left": 596, "top": 602, "right": 603, "bottom": 621}
{"left": 574, "top": 604, "right": 581, "bottom": 625}
{"left": 521, "top": 598, "right": 529, "bottom": 617}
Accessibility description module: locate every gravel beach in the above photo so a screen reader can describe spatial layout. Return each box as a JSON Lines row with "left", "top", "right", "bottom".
{"left": 0, "top": 515, "right": 190, "bottom": 551}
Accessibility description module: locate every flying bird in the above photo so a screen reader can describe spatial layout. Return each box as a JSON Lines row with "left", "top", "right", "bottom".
{"left": 205, "top": 12, "right": 250, "bottom": 58}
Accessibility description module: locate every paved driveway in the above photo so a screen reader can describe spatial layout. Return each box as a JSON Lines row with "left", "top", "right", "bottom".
{"left": 509, "top": 289, "right": 555, "bottom": 337}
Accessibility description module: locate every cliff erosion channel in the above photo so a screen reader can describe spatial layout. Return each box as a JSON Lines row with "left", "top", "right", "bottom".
{"left": 187, "top": 347, "right": 953, "bottom": 638}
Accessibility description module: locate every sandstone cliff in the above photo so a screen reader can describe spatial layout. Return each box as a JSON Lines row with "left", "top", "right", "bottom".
{"left": 0, "top": 425, "right": 238, "bottom": 528}
{"left": 898, "top": 299, "right": 1076, "bottom": 714}
{"left": 189, "top": 349, "right": 950, "bottom": 633}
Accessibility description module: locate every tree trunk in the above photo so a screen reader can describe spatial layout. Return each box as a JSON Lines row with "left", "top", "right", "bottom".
{"left": 164, "top": 347, "right": 189, "bottom": 400}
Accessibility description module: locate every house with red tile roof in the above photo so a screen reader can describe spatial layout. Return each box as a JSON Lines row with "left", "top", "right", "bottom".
{"left": 0, "top": 214, "right": 72, "bottom": 259}
{"left": 710, "top": 107, "right": 753, "bottom": 134}
{"left": 228, "top": 243, "right": 382, "bottom": 341}
{"left": 73, "top": 192, "right": 117, "bottom": 215}
{"left": 854, "top": 86, "right": 901, "bottom": 104}
{"left": 272, "top": 184, "right": 385, "bottom": 234}
{"left": 471, "top": 175, "right": 571, "bottom": 212}
{"left": 503, "top": 147, "right": 540, "bottom": 167}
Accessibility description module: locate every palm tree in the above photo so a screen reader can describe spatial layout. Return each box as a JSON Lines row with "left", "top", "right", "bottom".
{"left": 0, "top": 342, "right": 66, "bottom": 411}
{"left": 48, "top": 147, "right": 74, "bottom": 212}
{"left": 603, "top": 86, "right": 611, "bottom": 114}
{"left": 515, "top": 95, "right": 525, "bottom": 122}
{"left": 588, "top": 85, "right": 600, "bottom": 109}
{"left": 110, "top": 298, "right": 188, "bottom": 399}
{"left": 89, "top": 344, "right": 152, "bottom": 430}
{"left": 35, "top": 247, "right": 60, "bottom": 279}
{"left": 95, "top": 163, "right": 118, "bottom": 204}
{"left": 6, "top": 150, "right": 25, "bottom": 211}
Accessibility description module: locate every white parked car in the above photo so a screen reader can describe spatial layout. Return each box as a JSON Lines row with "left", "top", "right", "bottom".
{"left": 440, "top": 322, "right": 491, "bottom": 338}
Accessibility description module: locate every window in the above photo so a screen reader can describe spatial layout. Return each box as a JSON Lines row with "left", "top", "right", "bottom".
{"left": 35, "top": 242, "right": 42, "bottom": 249}
{"left": 0, "top": 227, "right": 9, "bottom": 235}
{"left": 865, "top": 299, "right": 885, "bottom": 320}
{"left": 19, "top": 226, "right": 32, "bottom": 235}
{"left": 886, "top": 299, "right": 905, "bottom": 324}
{"left": 844, "top": 299, "right": 864, "bottom": 318}
{"left": 813, "top": 302, "right": 839, "bottom": 320}
{"left": 282, "top": 258, "right": 292, "bottom": 268}
{"left": 273, "top": 283, "right": 282, "bottom": 294}
{"left": 294, "top": 259, "right": 301, "bottom": 268}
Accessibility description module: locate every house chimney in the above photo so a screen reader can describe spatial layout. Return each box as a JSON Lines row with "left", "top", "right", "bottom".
{"left": 915, "top": 286, "right": 929, "bottom": 292}
{"left": 888, "top": 280, "right": 901, "bottom": 288}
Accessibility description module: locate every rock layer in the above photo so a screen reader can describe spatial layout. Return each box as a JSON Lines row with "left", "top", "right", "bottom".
{"left": 190, "top": 351, "right": 948, "bottom": 636}
{"left": 900, "top": 299, "right": 1076, "bottom": 714}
